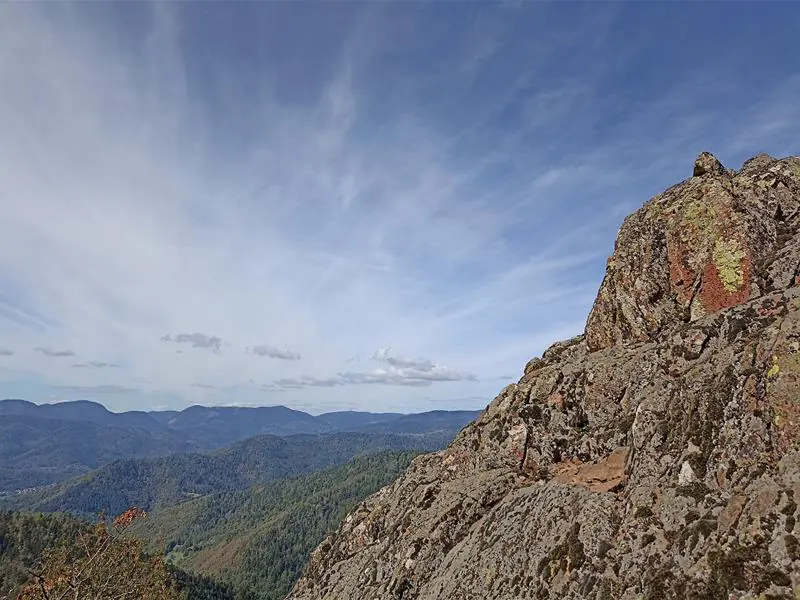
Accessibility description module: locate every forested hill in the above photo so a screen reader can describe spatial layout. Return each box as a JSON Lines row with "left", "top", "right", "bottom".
{"left": 0, "top": 414, "right": 200, "bottom": 492}
{"left": 0, "top": 399, "right": 481, "bottom": 492}
{"left": 0, "top": 399, "right": 480, "bottom": 442}
{"left": 0, "top": 510, "right": 236, "bottom": 600}
{"left": 130, "top": 451, "right": 420, "bottom": 600}
{"left": 0, "top": 452, "right": 421, "bottom": 600}
{"left": 2, "top": 431, "right": 451, "bottom": 516}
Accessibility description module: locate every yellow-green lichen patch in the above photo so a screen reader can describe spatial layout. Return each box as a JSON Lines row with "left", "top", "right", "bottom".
{"left": 771, "top": 352, "right": 800, "bottom": 376}
{"left": 767, "top": 356, "right": 781, "bottom": 379}
{"left": 713, "top": 238, "right": 747, "bottom": 292}
{"left": 680, "top": 200, "right": 718, "bottom": 243}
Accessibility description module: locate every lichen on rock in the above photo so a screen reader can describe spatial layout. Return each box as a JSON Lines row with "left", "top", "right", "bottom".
{"left": 680, "top": 199, "right": 718, "bottom": 242}
{"left": 583, "top": 152, "right": 800, "bottom": 351}
{"left": 288, "top": 152, "right": 800, "bottom": 600}
{"left": 712, "top": 238, "right": 746, "bottom": 292}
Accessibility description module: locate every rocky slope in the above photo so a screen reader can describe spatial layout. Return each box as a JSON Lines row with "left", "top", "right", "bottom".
{"left": 287, "top": 152, "right": 800, "bottom": 600}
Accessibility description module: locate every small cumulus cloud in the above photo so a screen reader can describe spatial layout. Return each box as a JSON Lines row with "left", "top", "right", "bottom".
{"left": 267, "top": 348, "right": 476, "bottom": 390}
{"left": 247, "top": 345, "right": 301, "bottom": 360}
{"left": 190, "top": 383, "right": 218, "bottom": 389}
{"left": 73, "top": 361, "right": 119, "bottom": 369}
{"left": 369, "top": 347, "right": 477, "bottom": 384}
{"left": 34, "top": 346, "right": 75, "bottom": 357}
{"left": 161, "top": 333, "right": 222, "bottom": 354}
{"left": 372, "top": 346, "right": 434, "bottom": 371}
{"left": 0, "top": 347, "right": 14, "bottom": 356}
{"left": 339, "top": 371, "right": 431, "bottom": 387}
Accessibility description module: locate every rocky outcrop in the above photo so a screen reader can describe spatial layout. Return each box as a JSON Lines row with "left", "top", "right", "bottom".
{"left": 287, "top": 154, "right": 800, "bottom": 600}
{"left": 585, "top": 152, "right": 800, "bottom": 351}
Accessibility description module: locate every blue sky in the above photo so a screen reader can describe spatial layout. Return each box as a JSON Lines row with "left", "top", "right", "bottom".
{"left": 0, "top": 2, "right": 798, "bottom": 413}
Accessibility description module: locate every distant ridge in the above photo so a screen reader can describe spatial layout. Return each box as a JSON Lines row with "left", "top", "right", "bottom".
{"left": 2, "top": 432, "right": 456, "bottom": 516}
{"left": 0, "top": 398, "right": 161, "bottom": 430}
{"left": 0, "top": 398, "right": 482, "bottom": 492}
{"left": 0, "top": 398, "right": 480, "bottom": 437}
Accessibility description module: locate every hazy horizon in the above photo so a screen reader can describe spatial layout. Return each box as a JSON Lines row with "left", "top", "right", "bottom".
{"left": 0, "top": 396, "right": 485, "bottom": 417}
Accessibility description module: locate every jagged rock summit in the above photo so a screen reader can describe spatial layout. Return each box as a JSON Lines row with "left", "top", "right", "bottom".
{"left": 585, "top": 151, "right": 800, "bottom": 351}
{"left": 288, "top": 153, "right": 800, "bottom": 600}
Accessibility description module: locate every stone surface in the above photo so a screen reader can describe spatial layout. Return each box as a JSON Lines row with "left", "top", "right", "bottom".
{"left": 287, "top": 154, "right": 800, "bottom": 600}
{"left": 585, "top": 152, "right": 800, "bottom": 351}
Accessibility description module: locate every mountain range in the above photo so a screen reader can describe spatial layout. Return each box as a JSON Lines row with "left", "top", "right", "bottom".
{"left": 0, "top": 398, "right": 480, "bottom": 492}
{"left": 2, "top": 432, "right": 452, "bottom": 516}
{"left": 0, "top": 398, "right": 472, "bottom": 438}
{"left": 0, "top": 401, "right": 478, "bottom": 599}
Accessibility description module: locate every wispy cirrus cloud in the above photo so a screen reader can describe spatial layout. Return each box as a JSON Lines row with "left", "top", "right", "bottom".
{"left": 0, "top": 3, "right": 798, "bottom": 413}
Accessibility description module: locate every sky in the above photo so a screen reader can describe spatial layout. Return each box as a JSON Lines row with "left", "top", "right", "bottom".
{"left": 0, "top": 2, "right": 799, "bottom": 414}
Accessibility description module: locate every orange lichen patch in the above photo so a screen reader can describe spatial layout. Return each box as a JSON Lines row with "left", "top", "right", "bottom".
{"left": 667, "top": 237, "right": 698, "bottom": 304}
{"left": 552, "top": 447, "right": 628, "bottom": 493}
{"left": 665, "top": 186, "right": 752, "bottom": 316}
{"left": 698, "top": 252, "right": 751, "bottom": 313}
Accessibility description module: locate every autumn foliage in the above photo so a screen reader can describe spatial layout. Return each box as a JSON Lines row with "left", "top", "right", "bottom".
{"left": 16, "top": 508, "right": 179, "bottom": 600}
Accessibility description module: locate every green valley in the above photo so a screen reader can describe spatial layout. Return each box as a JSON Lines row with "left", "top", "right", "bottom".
{"left": 130, "top": 451, "right": 419, "bottom": 600}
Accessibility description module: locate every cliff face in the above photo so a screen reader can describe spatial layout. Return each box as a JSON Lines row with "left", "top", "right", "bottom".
{"left": 287, "top": 153, "right": 800, "bottom": 600}
{"left": 585, "top": 152, "right": 800, "bottom": 351}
